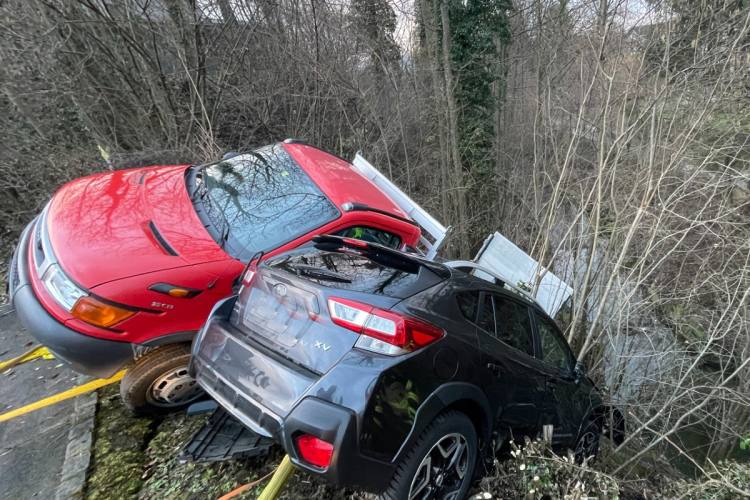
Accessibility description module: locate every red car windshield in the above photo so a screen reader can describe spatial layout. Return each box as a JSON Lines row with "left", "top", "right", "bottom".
{"left": 191, "top": 144, "right": 339, "bottom": 261}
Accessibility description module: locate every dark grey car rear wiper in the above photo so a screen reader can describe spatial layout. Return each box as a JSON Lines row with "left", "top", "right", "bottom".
{"left": 312, "top": 235, "right": 450, "bottom": 279}
{"left": 291, "top": 264, "right": 352, "bottom": 283}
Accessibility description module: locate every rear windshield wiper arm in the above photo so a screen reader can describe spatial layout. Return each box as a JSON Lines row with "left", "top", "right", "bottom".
{"left": 312, "top": 235, "right": 450, "bottom": 279}
{"left": 290, "top": 264, "right": 352, "bottom": 283}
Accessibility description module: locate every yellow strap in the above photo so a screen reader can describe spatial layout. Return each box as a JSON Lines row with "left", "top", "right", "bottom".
{"left": 0, "top": 346, "right": 54, "bottom": 373}
{"left": 0, "top": 370, "right": 126, "bottom": 423}
{"left": 217, "top": 470, "right": 275, "bottom": 500}
{"left": 257, "top": 455, "right": 295, "bottom": 500}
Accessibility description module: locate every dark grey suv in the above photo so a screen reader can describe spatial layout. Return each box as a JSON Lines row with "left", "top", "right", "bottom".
{"left": 190, "top": 235, "right": 617, "bottom": 499}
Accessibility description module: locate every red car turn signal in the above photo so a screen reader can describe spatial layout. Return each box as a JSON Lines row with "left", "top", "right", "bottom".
{"left": 71, "top": 296, "right": 135, "bottom": 328}
{"left": 148, "top": 283, "right": 201, "bottom": 298}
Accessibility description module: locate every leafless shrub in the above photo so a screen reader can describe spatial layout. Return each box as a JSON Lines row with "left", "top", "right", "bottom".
{"left": 473, "top": 438, "right": 620, "bottom": 499}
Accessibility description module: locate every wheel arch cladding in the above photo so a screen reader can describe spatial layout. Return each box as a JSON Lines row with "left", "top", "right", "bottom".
{"left": 393, "top": 382, "right": 492, "bottom": 463}
{"left": 444, "top": 399, "right": 490, "bottom": 445}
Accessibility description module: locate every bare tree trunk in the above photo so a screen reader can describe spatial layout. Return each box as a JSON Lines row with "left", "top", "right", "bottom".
{"left": 440, "top": 0, "right": 469, "bottom": 258}
{"left": 419, "top": 0, "right": 450, "bottom": 224}
{"left": 493, "top": 35, "right": 509, "bottom": 224}
{"left": 217, "top": 0, "right": 236, "bottom": 23}
{"left": 164, "top": 0, "right": 208, "bottom": 147}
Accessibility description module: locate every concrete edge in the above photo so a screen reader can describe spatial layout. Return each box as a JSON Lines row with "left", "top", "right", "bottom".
{"left": 0, "top": 303, "right": 14, "bottom": 317}
{"left": 55, "top": 375, "right": 98, "bottom": 500}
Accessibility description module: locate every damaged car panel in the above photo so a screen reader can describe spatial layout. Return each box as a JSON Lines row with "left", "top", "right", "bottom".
{"left": 191, "top": 235, "right": 608, "bottom": 496}
{"left": 8, "top": 141, "right": 427, "bottom": 414}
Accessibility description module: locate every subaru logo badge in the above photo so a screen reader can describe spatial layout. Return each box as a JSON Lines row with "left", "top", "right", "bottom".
{"left": 273, "top": 283, "right": 288, "bottom": 297}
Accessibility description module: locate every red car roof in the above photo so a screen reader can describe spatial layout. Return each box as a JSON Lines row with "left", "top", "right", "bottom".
{"left": 283, "top": 142, "right": 410, "bottom": 221}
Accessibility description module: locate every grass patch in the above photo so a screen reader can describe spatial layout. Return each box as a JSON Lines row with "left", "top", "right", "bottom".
{"left": 85, "top": 385, "right": 155, "bottom": 499}
{"left": 85, "top": 386, "right": 367, "bottom": 499}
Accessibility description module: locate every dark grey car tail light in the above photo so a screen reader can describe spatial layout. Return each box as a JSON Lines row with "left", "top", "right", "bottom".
{"left": 327, "top": 297, "right": 444, "bottom": 355}
{"left": 295, "top": 434, "right": 334, "bottom": 468}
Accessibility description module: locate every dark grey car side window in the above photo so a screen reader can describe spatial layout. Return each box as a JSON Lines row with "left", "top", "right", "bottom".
{"left": 477, "top": 293, "right": 496, "bottom": 334}
{"left": 455, "top": 291, "right": 495, "bottom": 333}
{"left": 456, "top": 291, "right": 479, "bottom": 322}
{"left": 536, "top": 314, "right": 574, "bottom": 373}
{"left": 493, "top": 296, "right": 534, "bottom": 356}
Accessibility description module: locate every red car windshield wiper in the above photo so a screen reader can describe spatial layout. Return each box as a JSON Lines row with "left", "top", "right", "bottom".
{"left": 189, "top": 171, "right": 210, "bottom": 202}
{"left": 188, "top": 169, "right": 233, "bottom": 251}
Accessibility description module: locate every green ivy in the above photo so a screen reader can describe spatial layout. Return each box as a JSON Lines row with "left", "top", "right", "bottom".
{"left": 445, "top": 0, "right": 512, "bottom": 171}
{"left": 740, "top": 434, "right": 750, "bottom": 451}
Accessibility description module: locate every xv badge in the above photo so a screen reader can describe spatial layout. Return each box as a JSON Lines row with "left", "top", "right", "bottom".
{"left": 314, "top": 341, "right": 331, "bottom": 351}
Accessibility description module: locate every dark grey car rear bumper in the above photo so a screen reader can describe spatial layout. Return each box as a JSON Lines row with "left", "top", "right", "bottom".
{"left": 192, "top": 317, "right": 397, "bottom": 492}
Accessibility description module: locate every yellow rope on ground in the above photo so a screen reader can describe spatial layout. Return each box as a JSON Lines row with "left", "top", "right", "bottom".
{"left": 256, "top": 455, "right": 295, "bottom": 500}
{"left": 0, "top": 370, "right": 126, "bottom": 423}
{"left": 0, "top": 345, "right": 54, "bottom": 373}
{"left": 217, "top": 469, "right": 276, "bottom": 500}
{"left": 217, "top": 455, "right": 294, "bottom": 500}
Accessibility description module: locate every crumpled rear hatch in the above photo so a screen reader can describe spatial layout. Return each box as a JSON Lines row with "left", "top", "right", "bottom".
{"left": 230, "top": 241, "right": 450, "bottom": 374}
{"left": 193, "top": 238, "right": 449, "bottom": 423}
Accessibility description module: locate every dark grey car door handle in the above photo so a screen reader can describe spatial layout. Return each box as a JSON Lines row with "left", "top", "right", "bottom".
{"left": 486, "top": 363, "right": 503, "bottom": 376}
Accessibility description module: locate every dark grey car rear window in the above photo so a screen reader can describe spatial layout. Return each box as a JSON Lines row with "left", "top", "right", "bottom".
{"left": 268, "top": 250, "right": 444, "bottom": 299}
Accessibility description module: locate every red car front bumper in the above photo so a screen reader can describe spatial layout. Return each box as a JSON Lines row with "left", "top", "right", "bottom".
{"left": 9, "top": 220, "right": 135, "bottom": 378}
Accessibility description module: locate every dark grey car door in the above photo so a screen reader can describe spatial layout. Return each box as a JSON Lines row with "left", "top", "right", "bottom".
{"left": 476, "top": 292, "right": 545, "bottom": 441}
{"left": 532, "top": 311, "right": 582, "bottom": 448}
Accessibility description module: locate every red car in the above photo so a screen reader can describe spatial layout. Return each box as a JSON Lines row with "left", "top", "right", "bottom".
{"left": 8, "top": 140, "right": 435, "bottom": 414}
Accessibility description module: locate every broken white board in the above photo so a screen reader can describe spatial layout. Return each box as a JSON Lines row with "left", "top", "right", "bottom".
{"left": 352, "top": 153, "right": 450, "bottom": 259}
{"left": 473, "top": 232, "right": 573, "bottom": 318}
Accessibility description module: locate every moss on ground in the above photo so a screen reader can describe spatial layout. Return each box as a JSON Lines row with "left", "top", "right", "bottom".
{"left": 85, "top": 385, "right": 155, "bottom": 499}
{"left": 139, "top": 414, "right": 366, "bottom": 499}
{"left": 85, "top": 386, "right": 367, "bottom": 499}
{"left": 139, "top": 412, "right": 266, "bottom": 499}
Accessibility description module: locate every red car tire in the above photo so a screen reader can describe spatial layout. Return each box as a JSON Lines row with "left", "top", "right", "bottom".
{"left": 120, "top": 343, "right": 204, "bottom": 415}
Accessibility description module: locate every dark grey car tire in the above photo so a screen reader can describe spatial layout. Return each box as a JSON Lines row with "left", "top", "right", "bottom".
{"left": 378, "top": 411, "right": 478, "bottom": 500}
{"left": 120, "top": 343, "right": 203, "bottom": 415}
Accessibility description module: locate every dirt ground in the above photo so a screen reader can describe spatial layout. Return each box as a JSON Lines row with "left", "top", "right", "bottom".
{"left": 85, "top": 385, "right": 369, "bottom": 499}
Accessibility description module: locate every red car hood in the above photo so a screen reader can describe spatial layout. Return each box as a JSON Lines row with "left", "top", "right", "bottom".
{"left": 47, "top": 165, "right": 229, "bottom": 288}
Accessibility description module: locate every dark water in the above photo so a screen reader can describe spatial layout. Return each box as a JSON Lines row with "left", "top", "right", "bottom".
{"left": 669, "top": 423, "right": 750, "bottom": 477}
